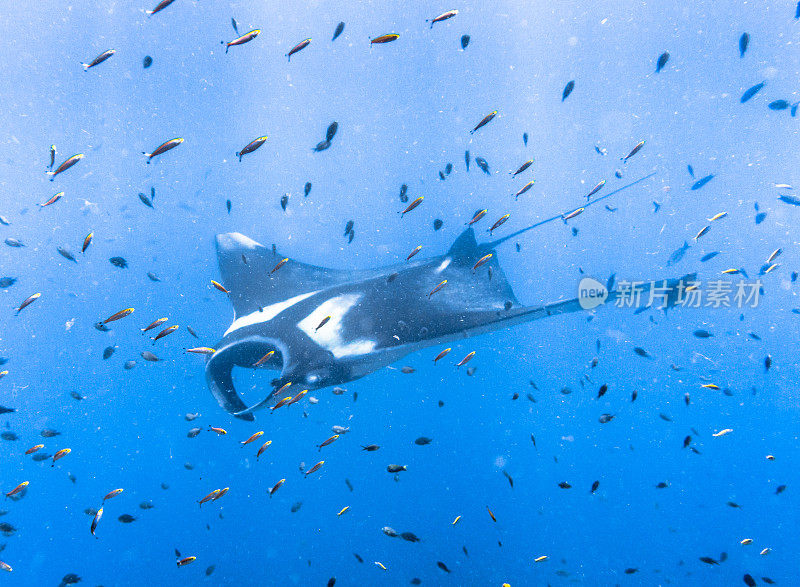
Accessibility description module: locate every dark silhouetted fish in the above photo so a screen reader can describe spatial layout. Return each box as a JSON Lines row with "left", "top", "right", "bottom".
{"left": 562, "top": 80, "right": 575, "bottom": 101}
{"left": 739, "top": 33, "right": 749, "bottom": 57}
{"left": 656, "top": 51, "right": 669, "bottom": 72}
{"left": 691, "top": 175, "right": 714, "bottom": 190}
{"left": 461, "top": 34, "right": 470, "bottom": 49}
{"left": 740, "top": 82, "right": 765, "bottom": 103}
{"left": 332, "top": 22, "right": 345, "bottom": 41}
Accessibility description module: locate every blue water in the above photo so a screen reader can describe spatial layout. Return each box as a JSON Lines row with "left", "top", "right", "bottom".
{"left": 1, "top": 1, "right": 799, "bottom": 585}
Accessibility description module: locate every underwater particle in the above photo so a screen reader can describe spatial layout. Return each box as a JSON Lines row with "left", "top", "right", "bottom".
{"left": 433, "top": 219, "right": 443, "bottom": 230}
{"left": 143, "top": 55, "right": 153, "bottom": 68}
{"left": 740, "top": 82, "right": 765, "bottom": 103}
{"left": 562, "top": 80, "right": 575, "bottom": 101}
{"left": 461, "top": 34, "right": 470, "bottom": 49}
{"left": 286, "top": 38, "right": 311, "bottom": 61}
{"left": 655, "top": 51, "right": 669, "bottom": 72}
{"left": 225, "top": 29, "right": 260, "bottom": 53}
{"left": 332, "top": 21, "right": 345, "bottom": 41}
{"left": 236, "top": 136, "right": 267, "bottom": 161}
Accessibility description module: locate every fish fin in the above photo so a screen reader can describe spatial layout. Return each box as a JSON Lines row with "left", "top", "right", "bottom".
{"left": 216, "top": 233, "right": 351, "bottom": 318}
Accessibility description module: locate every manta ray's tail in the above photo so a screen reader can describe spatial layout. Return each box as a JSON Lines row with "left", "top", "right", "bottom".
{"left": 482, "top": 172, "right": 657, "bottom": 252}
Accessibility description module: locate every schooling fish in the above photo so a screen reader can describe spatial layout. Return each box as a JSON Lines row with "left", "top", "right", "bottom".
{"left": 622, "top": 140, "right": 645, "bottom": 162}
{"left": 740, "top": 82, "right": 765, "bottom": 103}
{"left": 332, "top": 22, "right": 345, "bottom": 41}
{"left": 562, "top": 80, "right": 575, "bottom": 101}
{"left": 82, "top": 49, "right": 115, "bottom": 70}
{"left": 143, "top": 138, "right": 183, "bottom": 163}
{"left": 461, "top": 35, "right": 470, "bottom": 49}
{"left": 46, "top": 153, "right": 83, "bottom": 180}
{"left": 428, "top": 10, "right": 458, "bottom": 28}
{"left": 286, "top": 38, "right": 311, "bottom": 60}
{"left": 471, "top": 110, "right": 497, "bottom": 134}
{"left": 475, "top": 156, "right": 489, "bottom": 174}
{"left": 236, "top": 136, "right": 267, "bottom": 161}
{"left": 655, "top": 51, "right": 669, "bottom": 73}
{"left": 146, "top": 0, "right": 176, "bottom": 16}
{"left": 370, "top": 34, "right": 399, "bottom": 44}
{"left": 739, "top": 32, "right": 749, "bottom": 57}
{"left": 225, "top": 29, "right": 260, "bottom": 53}
{"left": 511, "top": 159, "right": 533, "bottom": 176}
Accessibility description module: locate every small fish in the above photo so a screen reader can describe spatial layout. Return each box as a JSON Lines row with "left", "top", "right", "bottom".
{"left": 304, "top": 182, "right": 311, "bottom": 197}
{"left": 211, "top": 280, "right": 229, "bottom": 293}
{"left": 634, "top": 347, "right": 651, "bottom": 358}
{"left": 103, "top": 488, "right": 124, "bottom": 502}
{"left": 693, "top": 329, "right": 712, "bottom": 338}
{"left": 428, "top": 9, "right": 458, "bottom": 28}
{"left": 57, "top": 247, "right": 77, "bottom": 262}
{"left": 286, "top": 38, "right": 311, "bottom": 61}
{"left": 471, "top": 110, "right": 497, "bottom": 134}
{"left": 775, "top": 484, "right": 786, "bottom": 494}
{"left": 713, "top": 429, "right": 733, "bottom": 437}
{"left": 103, "top": 308, "right": 134, "bottom": 324}
{"left": 143, "top": 55, "right": 153, "bottom": 68}
{"left": 387, "top": 464, "right": 407, "bottom": 473}
{"left": 304, "top": 460, "right": 324, "bottom": 477}
{"left": 253, "top": 350, "right": 275, "bottom": 367}
{"left": 472, "top": 253, "right": 493, "bottom": 272}
{"left": 768, "top": 100, "right": 789, "bottom": 110}
{"left": 40, "top": 191, "right": 64, "bottom": 208}
{"left": 151, "top": 324, "right": 178, "bottom": 342}
{"left": 562, "top": 208, "right": 584, "bottom": 222}
{"left": 598, "top": 414, "right": 615, "bottom": 424}
{"left": 336, "top": 506, "right": 349, "bottom": 517}
{"left": 401, "top": 196, "right": 423, "bottom": 216}
{"left": 740, "top": 82, "right": 765, "bottom": 103}
{"left": 370, "top": 34, "right": 400, "bottom": 44}
{"left": 25, "top": 445, "right": 44, "bottom": 455}
{"left": 46, "top": 153, "right": 84, "bottom": 181}
{"left": 622, "top": 140, "right": 645, "bottom": 163}
{"left": 143, "top": 138, "right": 183, "bottom": 163}
{"left": 236, "top": 136, "right": 267, "bottom": 161}
{"left": 317, "top": 434, "right": 339, "bottom": 451}
{"left": 52, "top": 448, "right": 71, "bottom": 466}
{"left": 102, "top": 346, "right": 116, "bottom": 360}
{"left": 514, "top": 181, "right": 534, "bottom": 200}
{"left": 271, "top": 258, "right": 289, "bottom": 274}
{"left": 591, "top": 480, "right": 599, "bottom": 493}
{"left": 280, "top": 194, "right": 289, "bottom": 211}
{"left": 456, "top": 351, "right": 475, "bottom": 367}
{"left": 177, "top": 556, "right": 196, "bottom": 567}
{"left": 146, "top": 0, "right": 176, "bottom": 16}
{"left": 82, "top": 49, "right": 115, "bottom": 71}
{"left": 141, "top": 351, "right": 160, "bottom": 362}
{"left": 15, "top": 293, "right": 41, "bottom": 315}
{"left": 5, "top": 482, "right": 28, "bottom": 499}
{"left": 475, "top": 156, "right": 489, "bottom": 174}
{"left": 313, "top": 139, "right": 331, "bottom": 152}
{"left": 406, "top": 246, "right": 422, "bottom": 261}
{"left": 326, "top": 121, "right": 338, "bottom": 142}
{"left": 585, "top": 179, "right": 606, "bottom": 200}
{"left": 739, "top": 33, "right": 750, "bottom": 58}
{"left": 226, "top": 199, "right": 232, "bottom": 214}
{"left": 437, "top": 561, "right": 451, "bottom": 573}
{"left": 534, "top": 555, "right": 548, "bottom": 563}
{"left": 90, "top": 507, "right": 103, "bottom": 537}
{"left": 256, "top": 440, "right": 272, "bottom": 459}
{"left": 332, "top": 22, "right": 345, "bottom": 41}
{"left": 231, "top": 17, "right": 238, "bottom": 33}
{"left": 0, "top": 561, "right": 11, "bottom": 572}
{"left": 489, "top": 214, "right": 510, "bottom": 233}
{"left": 691, "top": 175, "right": 714, "bottom": 190}
{"left": 461, "top": 34, "right": 471, "bottom": 49}
{"left": 655, "top": 51, "right": 669, "bottom": 73}
{"left": 361, "top": 444, "right": 379, "bottom": 451}
{"left": 225, "top": 29, "right": 260, "bottom": 53}
{"left": 141, "top": 317, "right": 168, "bottom": 334}
{"left": 240, "top": 431, "right": 264, "bottom": 447}
{"left": 562, "top": 80, "right": 575, "bottom": 101}
{"left": 415, "top": 437, "right": 432, "bottom": 446}
{"left": 82, "top": 232, "right": 93, "bottom": 253}
{"left": 759, "top": 548, "right": 771, "bottom": 555}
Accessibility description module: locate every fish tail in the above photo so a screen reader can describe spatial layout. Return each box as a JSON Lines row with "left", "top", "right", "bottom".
{"left": 236, "top": 152, "right": 241, "bottom": 161}
{"left": 81, "top": 63, "right": 89, "bottom": 70}
{"left": 45, "top": 171, "right": 54, "bottom": 176}
{"left": 226, "top": 45, "right": 229, "bottom": 54}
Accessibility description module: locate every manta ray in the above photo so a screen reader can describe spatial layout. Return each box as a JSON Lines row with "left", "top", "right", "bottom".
{"left": 206, "top": 174, "right": 685, "bottom": 420}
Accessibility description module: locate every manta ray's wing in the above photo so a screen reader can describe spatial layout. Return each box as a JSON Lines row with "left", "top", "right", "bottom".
{"left": 216, "top": 232, "right": 353, "bottom": 319}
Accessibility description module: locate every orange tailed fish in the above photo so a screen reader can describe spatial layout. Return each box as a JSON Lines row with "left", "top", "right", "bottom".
{"left": 152, "top": 324, "right": 179, "bottom": 342}
{"left": 428, "top": 279, "right": 447, "bottom": 298}
{"left": 270, "top": 258, "right": 289, "bottom": 274}
{"left": 146, "top": 0, "right": 176, "bottom": 16}
{"left": 52, "top": 448, "right": 71, "bottom": 466}
{"left": 401, "top": 196, "right": 423, "bottom": 216}
{"left": 406, "top": 246, "right": 422, "bottom": 261}
{"left": 143, "top": 138, "right": 183, "bottom": 163}
{"left": 304, "top": 460, "right": 324, "bottom": 476}
{"left": 211, "top": 280, "right": 229, "bottom": 293}
{"left": 489, "top": 214, "right": 510, "bottom": 234}
{"left": 40, "top": 192, "right": 64, "bottom": 208}
{"left": 103, "top": 488, "right": 124, "bottom": 502}
{"left": 317, "top": 435, "right": 339, "bottom": 451}
{"left": 514, "top": 181, "right": 534, "bottom": 200}
{"left": 25, "top": 445, "right": 44, "bottom": 455}
{"left": 269, "top": 478, "right": 285, "bottom": 496}
{"left": 428, "top": 9, "right": 458, "bottom": 28}
{"left": 225, "top": 29, "right": 260, "bottom": 53}
{"left": 371, "top": 33, "right": 399, "bottom": 44}
{"left": 253, "top": 350, "right": 275, "bottom": 367}
{"left": 467, "top": 209, "right": 487, "bottom": 225}
{"left": 103, "top": 308, "right": 134, "bottom": 324}
{"left": 236, "top": 136, "right": 267, "bottom": 161}
{"left": 141, "top": 317, "right": 168, "bottom": 333}
{"left": 90, "top": 506, "right": 103, "bottom": 537}
{"left": 241, "top": 431, "right": 264, "bottom": 446}
{"left": 5, "top": 481, "right": 28, "bottom": 499}
{"left": 82, "top": 232, "right": 93, "bottom": 253}
{"left": 16, "top": 293, "right": 41, "bottom": 315}
{"left": 82, "top": 49, "right": 115, "bottom": 70}
{"left": 286, "top": 38, "right": 311, "bottom": 61}
{"left": 46, "top": 153, "right": 83, "bottom": 180}
{"left": 472, "top": 253, "right": 493, "bottom": 272}
{"left": 456, "top": 351, "right": 475, "bottom": 367}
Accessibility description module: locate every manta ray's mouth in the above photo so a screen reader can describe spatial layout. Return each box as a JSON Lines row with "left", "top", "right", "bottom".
{"left": 205, "top": 336, "right": 287, "bottom": 421}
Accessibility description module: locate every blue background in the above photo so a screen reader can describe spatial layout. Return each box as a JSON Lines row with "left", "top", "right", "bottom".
{"left": 0, "top": 0, "right": 798, "bottom": 585}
